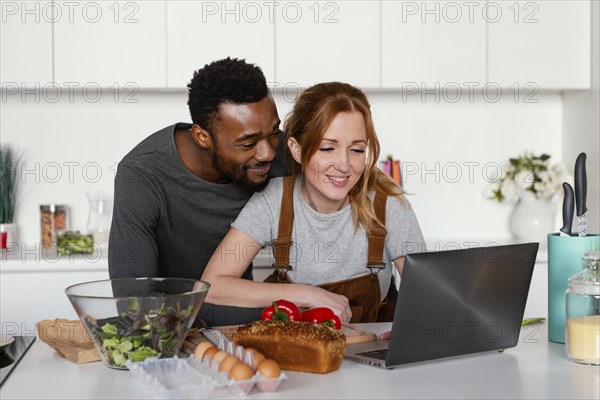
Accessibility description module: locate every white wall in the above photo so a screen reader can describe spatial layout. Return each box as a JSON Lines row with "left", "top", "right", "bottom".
{"left": 1, "top": 88, "right": 564, "bottom": 247}
{"left": 371, "top": 92, "right": 563, "bottom": 241}
{"left": 562, "top": 0, "right": 600, "bottom": 234}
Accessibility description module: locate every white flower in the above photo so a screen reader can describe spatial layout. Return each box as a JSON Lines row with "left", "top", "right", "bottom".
{"left": 487, "top": 153, "right": 568, "bottom": 204}
{"left": 533, "top": 181, "right": 546, "bottom": 195}
{"left": 515, "top": 169, "right": 535, "bottom": 190}
{"left": 500, "top": 179, "right": 519, "bottom": 203}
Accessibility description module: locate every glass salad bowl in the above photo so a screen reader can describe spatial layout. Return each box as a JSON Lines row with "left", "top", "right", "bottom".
{"left": 65, "top": 278, "right": 210, "bottom": 370}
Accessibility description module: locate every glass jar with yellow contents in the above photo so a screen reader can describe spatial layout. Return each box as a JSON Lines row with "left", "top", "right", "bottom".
{"left": 565, "top": 250, "right": 600, "bottom": 365}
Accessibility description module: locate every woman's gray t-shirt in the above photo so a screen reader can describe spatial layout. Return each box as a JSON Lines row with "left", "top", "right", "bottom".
{"left": 232, "top": 177, "right": 426, "bottom": 300}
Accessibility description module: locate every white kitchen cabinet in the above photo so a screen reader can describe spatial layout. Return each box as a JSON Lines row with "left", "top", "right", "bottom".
{"left": 0, "top": 258, "right": 109, "bottom": 335}
{"left": 0, "top": 0, "right": 53, "bottom": 87}
{"left": 0, "top": 249, "right": 273, "bottom": 335}
{"left": 488, "top": 0, "right": 591, "bottom": 89}
{"left": 382, "top": 0, "right": 486, "bottom": 88}
{"left": 275, "top": 0, "right": 380, "bottom": 89}
{"left": 53, "top": 0, "right": 166, "bottom": 88}
{"left": 166, "top": 1, "right": 275, "bottom": 88}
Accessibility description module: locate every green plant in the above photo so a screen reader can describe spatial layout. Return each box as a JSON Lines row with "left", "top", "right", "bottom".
{"left": 487, "top": 152, "right": 569, "bottom": 203}
{"left": 0, "top": 145, "right": 19, "bottom": 223}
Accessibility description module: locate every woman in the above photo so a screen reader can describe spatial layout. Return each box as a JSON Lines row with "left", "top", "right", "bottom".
{"left": 201, "top": 82, "right": 426, "bottom": 323}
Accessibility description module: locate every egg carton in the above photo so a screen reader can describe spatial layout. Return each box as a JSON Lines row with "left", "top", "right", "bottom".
{"left": 125, "top": 356, "right": 218, "bottom": 400}
{"left": 187, "top": 341, "right": 287, "bottom": 396}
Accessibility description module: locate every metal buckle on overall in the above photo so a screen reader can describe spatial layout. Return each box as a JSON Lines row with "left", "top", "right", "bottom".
{"left": 367, "top": 263, "right": 385, "bottom": 281}
{"left": 272, "top": 264, "right": 293, "bottom": 280}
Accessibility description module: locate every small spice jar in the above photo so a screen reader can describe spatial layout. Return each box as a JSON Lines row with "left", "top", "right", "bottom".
{"left": 40, "top": 205, "right": 69, "bottom": 248}
{"left": 565, "top": 250, "right": 600, "bottom": 365}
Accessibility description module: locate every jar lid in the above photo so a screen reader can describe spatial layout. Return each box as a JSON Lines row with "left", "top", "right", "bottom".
{"left": 582, "top": 250, "right": 600, "bottom": 263}
{"left": 40, "top": 204, "right": 69, "bottom": 212}
{"left": 568, "top": 251, "right": 600, "bottom": 295}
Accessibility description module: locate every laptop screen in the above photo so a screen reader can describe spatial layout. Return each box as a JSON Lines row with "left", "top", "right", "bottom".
{"left": 385, "top": 243, "right": 539, "bottom": 366}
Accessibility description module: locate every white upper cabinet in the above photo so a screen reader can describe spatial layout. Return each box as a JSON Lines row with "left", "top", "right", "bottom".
{"left": 166, "top": 1, "right": 275, "bottom": 88}
{"left": 488, "top": 0, "right": 591, "bottom": 89}
{"left": 53, "top": 1, "right": 166, "bottom": 88}
{"left": 275, "top": 1, "right": 380, "bottom": 89}
{"left": 382, "top": 0, "right": 486, "bottom": 88}
{"left": 1, "top": 0, "right": 53, "bottom": 87}
{"left": 2, "top": 0, "right": 591, "bottom": 92}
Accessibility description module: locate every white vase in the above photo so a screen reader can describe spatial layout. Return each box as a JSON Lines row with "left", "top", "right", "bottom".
{"left": 509, "top": 199, "right": 556, "bottom": 248}
{"left": 0, "top": 223, "right": 18, "bottom": 249}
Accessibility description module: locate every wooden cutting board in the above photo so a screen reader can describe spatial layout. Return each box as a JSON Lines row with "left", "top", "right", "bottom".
{"left": 183, "top": 323, "right": 376, "bottom": 351}
{"left": 340, "top": 324, "right": 377, "bottom": 344}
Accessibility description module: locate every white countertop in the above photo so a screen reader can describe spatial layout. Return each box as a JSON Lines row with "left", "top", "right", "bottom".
{"left": 0, "top": 249, "right": 108, "bottom": 272}
{"left": 1, "top": 323, "right": 598, "bottom": 400}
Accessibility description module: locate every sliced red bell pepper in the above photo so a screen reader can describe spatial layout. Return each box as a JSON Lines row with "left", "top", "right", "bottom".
{"left": 261, "top": 299, "right": 303, "bottom": 322}
{"left": 301, "top": 307, "right": 342, "bottom": 329}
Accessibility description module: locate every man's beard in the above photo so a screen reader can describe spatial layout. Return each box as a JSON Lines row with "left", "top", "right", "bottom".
{"left": 211, "top": 149, "right": 270, "bottom": 191}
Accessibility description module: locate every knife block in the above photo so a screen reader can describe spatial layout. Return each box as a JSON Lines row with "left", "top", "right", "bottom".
{"left": 547, "top": 233, "right": 600, "bottom": 343}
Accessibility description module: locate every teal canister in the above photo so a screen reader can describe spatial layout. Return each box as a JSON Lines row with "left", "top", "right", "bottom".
{"left": 548, "top": 233, "right": 600, "bottom": 343}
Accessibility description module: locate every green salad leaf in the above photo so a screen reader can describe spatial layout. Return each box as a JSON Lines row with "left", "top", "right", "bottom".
{"left": 85, "top": 300, "right": 194, "bottom": 368}
{"left": 56, "top": 231, "right": 94, "bottom": 255}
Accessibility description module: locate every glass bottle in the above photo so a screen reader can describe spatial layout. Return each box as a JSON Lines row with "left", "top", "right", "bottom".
{"left": 86, "top": 192, "right": 113, "bottom": 249}
{"left": 565, "top": 250, "right": 600, "bottom": 365}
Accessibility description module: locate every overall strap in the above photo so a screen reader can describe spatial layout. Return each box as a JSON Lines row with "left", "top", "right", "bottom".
{"left": 367, "top": 192, "right": 387, "bottom": 277}
{"left": 272, "top": 175, "right": 296, "bottom": 270}
{"left": 273, "top": 177, "right": 387, "bottom": 277}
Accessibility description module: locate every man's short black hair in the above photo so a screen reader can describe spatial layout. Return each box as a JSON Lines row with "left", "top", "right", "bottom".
{"left": 187, "top": 57, "right": 269, "bottom": 133}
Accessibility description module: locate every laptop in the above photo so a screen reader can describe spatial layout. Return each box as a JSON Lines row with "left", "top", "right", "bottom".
{"left": 345, "top": 242, "right": 539, "bottom": 368}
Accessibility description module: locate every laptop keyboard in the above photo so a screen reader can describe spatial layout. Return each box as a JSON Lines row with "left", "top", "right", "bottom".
{"left": 356, "top": 349, "right": 388, "bottom": 360}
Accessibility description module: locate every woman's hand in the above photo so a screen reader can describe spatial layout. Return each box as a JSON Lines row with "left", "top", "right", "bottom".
{"left": 296, "top": 286, "right": 352, "bottom": 323}
{"left": 378, "top": 331, "right": 392, "bottom": 340}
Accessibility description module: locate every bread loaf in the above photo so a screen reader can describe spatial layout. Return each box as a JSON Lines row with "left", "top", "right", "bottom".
{"left": 233, "top": 320, "right": 345, "bottom": 374}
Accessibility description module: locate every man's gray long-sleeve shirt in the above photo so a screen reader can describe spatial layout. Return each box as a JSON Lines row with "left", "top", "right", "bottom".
{"left": 108, "top": 123, "right": 287, "bottom": 326}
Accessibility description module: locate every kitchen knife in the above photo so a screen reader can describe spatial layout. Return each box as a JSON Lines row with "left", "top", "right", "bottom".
{"left": 195, "top": 317, "right": 230, "bottom": 347}
{"left": 574, "top": 152, "right": 587, "bottom": 237}
{"left": 560, "top": 182, "right": 575, "bottom": 236}
{"left": 201, "top": 327, "right": 230, "bottom": 348}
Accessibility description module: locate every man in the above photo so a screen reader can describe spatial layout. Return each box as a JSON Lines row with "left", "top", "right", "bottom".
{"left": 108, "top": 58, "right": 287, "bottom": 326}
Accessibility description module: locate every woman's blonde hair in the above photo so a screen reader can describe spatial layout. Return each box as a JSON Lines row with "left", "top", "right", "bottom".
{"left": 284, "top": 82, "right": 405, "bottom": 231}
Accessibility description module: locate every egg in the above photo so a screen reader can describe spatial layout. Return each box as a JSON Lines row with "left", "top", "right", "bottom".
{"left": 257, "top": 359, "right": 281, "bottom": 378}
{"left": 194, "top": 342, "right": 215, "bottom": 360}
{"left": 219, "top": 355, "right": 241, "bottom": 375}
{"left": 229, "top": 362, "right": 254, "bottom": 381}
{"left": 212, "top": 350, "right": 229, "bottom": 363}
{"left": 245, "top": 348, "right": 265, "bottom": 365}
{"left": 202, "top": 346, "right": 219, "bottom": 362}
